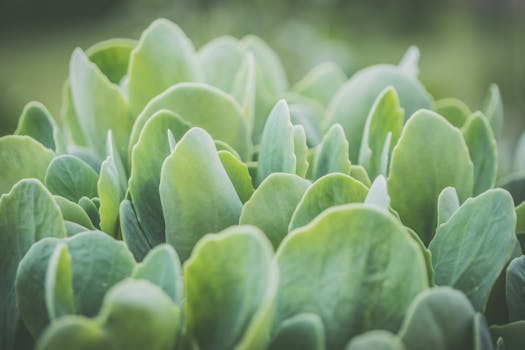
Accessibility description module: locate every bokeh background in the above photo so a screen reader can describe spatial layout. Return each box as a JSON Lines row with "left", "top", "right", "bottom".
{"left": 1, "top": 0, "right": 524, "bottom": 145}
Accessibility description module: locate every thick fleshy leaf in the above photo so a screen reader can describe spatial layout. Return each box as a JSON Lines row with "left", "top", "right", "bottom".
{"left": 242, "top": 35, "right": 288, "bottom": 144}
{"left": 45, "top": 155, "right": 99, "bottom": 203}
{"left": 507, "top": 256, "right": 525, "bottom": 321}
{"left": 77, "top": 197, "right": 100, "bottom": 229}
{"left": 86, "top": 38, "right": 135, "bottom": 84}
{"left": 364, "top": 175, "right": 390, "bottom": 211}
{"left": 184, "top": 226, "right": 278, "bottom": 350}
{"left": 350, "top": 165, "right": 372, "bottom": 187}
{"left": 435, "top": 98, "right": 471, "bottom": 128}
{"left": 289, "top": 102, "right": 322, "bottom": 147}
{"left": 53, "top": 196, "right": 95, "bottom": 230}
{"left": 346, "top": 330, "right": 405, "bottom": 350}
{"left": 15, "top": 101, "right": 57, "bottom": 150}
{"left": 269, "top": 313, "right": 325, "bottom": 350}
{"left": 37, "top": 280, "right": 180, "bottom": 350}
{"left": 45, "top": 244, "right": 75, "bottom": 320}
{"left": 399, "top": 287, "right": 475, "bottom": 350}
{"left": 312, "top": 124, "right": 351, "bottom": 180}
{"left": 398, "top": 46, "right": 420, "bottom": 78}
{"left": 429, "top": 189, "right": 516, "bottom": 311}
{"left": 16, "top": 231, "right": 135, "bottom": 337}
{"left": 462, "top": 112, "right": 497, "bottom": 195}
{"left": 240, "top": 173, "right": 310, "bottom": 248}
{"left": 126, "top": 18, "right": 201, "bottom": 114}
{"left": 231, "top": 52, "right": 256, "bottom": 130}
{"left": 98, "top": 133, "right": 127, "bottom": 237}
{"left": 256, "top": 100, "right": 296, "bottom": 185}
{"left": 436, "top": 186, "right": 460, "bottom": 227}
{"left": 324, "top": 64, "right": 432, "bottom": 162}
{"left": 490, "top": 321, "right": 525, "bottom": 350}
{"left": 0, "top": 179, "right": 66, "bottom": 349}
{"left": 132, "top": 244, "right": 183, "bottom": 305}
{"left": 473, "top": 314, "right": 495, "bottom": 350}
{"left": 129, "top": 82, "right": 250, "bottom": 160}
{"left": 218, "top": 150, "right": 254, "bottom": 203}
{"left": 293, "top": 125, "right": 309, "bottom": 178}
{"left": 388, "top": 110, "right": 473, "bottom": 244}
{"left": 119, "top": 200, "right": 151, "bottom": 262}
{"left": 358, "top": 87, "right": 403, "bottom": 179}
{"left": 199, "top": 36, "right": 245, "bottom": 93}
{"left": 276, "top": 204, "right": 428, "bottom": 349}
{"left": 160, "top": 128, "right": 242, "bottom": 261}
{"left": 129, "top": 110, "right": 190, "bottom": 245}
{"left": 0, "top": 135, "right": 54, "bottom": 195}
{"left": 69, "top": 48, "right": 132, "bottom": 162}
{"left": 289, "top": 173, "right": 367, "bottom": 231}
{"left": 292, "top": 61, "right": 346, "bottom": 107}
{"left": 482, "top": 84, "right": 503, "bottom": 140}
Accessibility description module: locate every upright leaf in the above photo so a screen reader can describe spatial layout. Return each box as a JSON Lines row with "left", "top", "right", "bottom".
{"left": 462, "top": 112, "right": 497, "bottom": 195}
{"left": 160, "top": 128, "right": 242, "bottom": 261}
{"left": 292, "top": 61, "right": 347, "bottom": 107}
{"left": 120, "top": 200, "right": 151, "bottom": 262}
{"left": 126, "top": 19, "right": 201, "bottom": 114}
{"left": 45, "top": 244, "right": 75, "bottom": 320}
{"left": 312, "top": 124, "right": 351, "bottom": 180}
{"left": 293, "top": 125, "right": 309, "bottom": 177}
{"left": 482, "top": 84, "right": 503, "bottom": 140}
{"left": 435, "top": 98, "right": 471, "bottom": 128}
{"left": 269, "top": 313, "right": 325, "bottom": 350}
{"left": 0, "top": 135, "right": 54, "bottom": 195}
{"left": 184, "top": 226, "right": 278, "bottom": 350}
{"left": 507, "top": 256, "right": 525, "bottom": 321}
{"left": 0, "top": 179, "right": 66, "bottom": 349}
{"left": 346, "top": 330, "right": 405, "bottom": 350}
{"left": 276, "top": 205, "right": 428, "bottom": 349}
{"left": 256, "top": 100, "right": 296, "bottom": 185}
{"left": 436, "top": 187, "right": 460, "bottom": 227}
{"left": 15, "top": 101, "right": 57, "bottom": 150}
{"left": 429, "top": 189, "right": 516, "bottom": 311}
{"left": 218, "top": 150, "right": 254, "bottom": 203}
{"left": 365, "top": 175, "right": 390, "bottom": 211}
{"left": 240, "top": 173, "right": 310, "bottom": 248}
{"left": 388, "top": 110, "right": 473, "bottom": 244}
{"left": 129, "top": 110, "right": 190, "bottom": 245}
{"left": 85, "top": 38, "right": 135, "bottom": 85}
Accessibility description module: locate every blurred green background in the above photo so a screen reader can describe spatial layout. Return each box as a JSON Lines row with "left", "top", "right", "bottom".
{"left": 1, "top": 0, "right": 523, "bottom": 143}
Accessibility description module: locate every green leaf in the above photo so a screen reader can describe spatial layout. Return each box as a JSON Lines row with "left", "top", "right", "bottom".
{"left": 86, "top": 38, "right": 135, "bottom": 84}
{"left": 199, "top": 36, "right": 245, "bottom": 94}
{"left": 45, "top": 155, "right": 99, "bottom": 203}
{"left": 15, "top": 101, "right": 57, "bottom": 150}
{"left": 429, "top": 189, "right": 516, "bottom": 311}
{"left": 435, "top": 98, "right": 471, "bottom": 128}
{"left": 365, "top": 175, "right": 390, "bottom": 211}
{"left": 16, "top": 231, "right": 135, "bottom": 337}
{"left": 231, "top": 52, "right": 256, "bottom": 130}
{"left": 276, "top": 204, "right": 428, "bottom": 349}
{"left": 293, "top": 125, "right": 309, "bottom": 178}
{"left": 436, "top": 187, "right": 460, "bottom": 227}
{"left": 490, "top": 321, "right": 525, "bottom": 350}
{"left": 126, "top": 18, "right": 201, "bottom": 114}
{"left": 240, "top": 173, "right": 310, "bottom": 248}
{"left": 482, "top": 84, "right": 503, "bottom": 140}
{"left": 269, "top": 313, "right": 325, "bottom": 350}
{"left": 358, "top": 87, "right": 403, "bottom": 179}
{"left": 129, "top": 82, "right": 251, "bottom": 160}
{"left": 0, "top": 179, "right": 66, "bottom": 349}
{"left": 45, "top": 244, "right": 75, "bottom": 320}
{"left": 256, "top": 100, "right": 296, "bottom": 185}
{"left": 53, "top": 196, "right": 95, "bottom": 230}
{"left": 69, "top": 48, "right": 132, "bottom": 162}
{"left": 289, "top": 102, "right": 322, "bottom": 147}
{"left": 218, "top": 150, "right": 254, "bottom": 203}
{"left": 37, "top": 280, "right": 180, "bottom": 350}
{"left": 292, "top": 61, "right": 347, "bottom": 107}
{"left": 388, "top": 110, "right": 473, "bottom": 244}
{"left": 399, "top": 287, "right": 475, "bottom": 350}
{"left": 0, "top": 135, "right": 54, "bottom": 195}
{"left": 312, "top": 124, "right": 351, "bottom": 180}
{"left": 398, "top": 46, "right": 420, "bottom": 78}
{"left": 507, "top": 256, "right": 525, "bottom": 321}
{"left": 242, "top": 35, "right": 288, "bottom": 144}
{"left": 289, "top": 173, "right": 367, "bottom": 231}
{"left": 98, "top": 132, "right": 127, "bottom": 237}
{"left": 78, "top": 197, "right": 100, "bottom": 229}
{"left": 160, "top": 128, "right": 242, "bottom": 261}
{"left": 119, "top": 200, "right": 151, "bottom": 262}
{"left": 132, "top": 244, "right": 183, "bottom": 305}
{"left": 473, "top": 314, "right": 495, "bottom": 350}
{"left": 350, "top": 165, "right": 372, "bottom": 187}
{"left": 462, "top": 112, "right": 497, "bottom": 195}
{"left": 129, "top": 110, "right": 191, "bottom": 245}
{"left": 325, "top": 65, "right": 432, "bottom": 162}
{"left": 184, "top": 226, "right": 277, "bottom": 350}
{"left": 346, "top": 330, "right": 405, "bottom": 350}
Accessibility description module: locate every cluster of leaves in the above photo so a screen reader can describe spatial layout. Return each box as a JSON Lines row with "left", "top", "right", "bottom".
{"left": 1, "top": 18, "right": 525, "bottom": 350}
